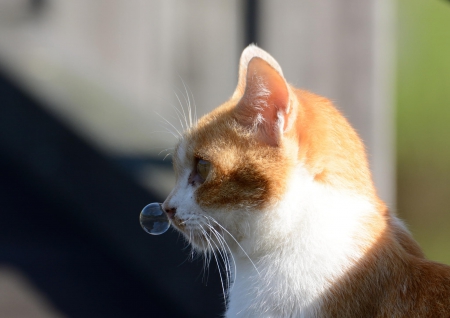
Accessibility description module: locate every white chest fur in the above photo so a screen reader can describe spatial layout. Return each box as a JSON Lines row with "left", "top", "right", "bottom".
{"left": 224, "top": 170, "right": 378, "bottom": 318}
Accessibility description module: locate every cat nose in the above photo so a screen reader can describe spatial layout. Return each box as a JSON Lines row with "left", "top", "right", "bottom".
{"left": 164, "top": 206, "right": 177, "bottom": 219}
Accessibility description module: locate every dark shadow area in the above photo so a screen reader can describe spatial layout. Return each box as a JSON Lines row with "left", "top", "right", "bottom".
{"left": 0, "top": 68, "right": 224, "bottom": 317}
{"left": 0, "top": 157, "right": 173, "bottom": 318}
{"left": 244, "top": 0, "right": 260, "bottom": 46}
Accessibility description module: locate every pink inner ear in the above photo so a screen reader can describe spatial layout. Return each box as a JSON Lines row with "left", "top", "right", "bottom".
{"left": 235, "top": 57, "right": 290, "bottom": 146}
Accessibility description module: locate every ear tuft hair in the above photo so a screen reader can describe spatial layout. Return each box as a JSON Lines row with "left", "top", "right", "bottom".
{"left": 233, "top": 44, "right": 284, "bottom": 100}
{"left": 234, "top": 56, "right": 291, "bottom": 147}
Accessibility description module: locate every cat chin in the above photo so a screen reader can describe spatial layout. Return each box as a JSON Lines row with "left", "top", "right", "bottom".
{"left": 184, "top": 232, "right": 223, "bottom": 254}
{"left": 171, "top": 221, "right": 225, "bottom": 253}
{"left": 186, "top": 237, "right": 210, "bottom": 252}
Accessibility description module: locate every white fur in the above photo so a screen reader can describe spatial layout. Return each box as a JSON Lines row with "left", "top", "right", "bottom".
{"left": 232, "top": 45, "right": 284, "bottom": 100}
{"left": 224, "top": 166, "right": 378, "bottom": 317}
{"left": 240, "top": 44, "right": 284, "bottom": 77}
{"left": 166, "top": 141, "right": 204, "bottom": 235}
{"left": 163, "top": 44, "right": 381, "bottom": 317}
{"left": 165, "top": 152, "right": 379, "bottom": 317}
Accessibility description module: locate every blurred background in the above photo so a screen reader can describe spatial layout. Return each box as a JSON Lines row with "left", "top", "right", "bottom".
{"left": 0, "top": 0, "right": 449, "bottom": 317}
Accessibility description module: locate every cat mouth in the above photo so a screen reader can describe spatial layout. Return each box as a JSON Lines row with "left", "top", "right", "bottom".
{"left": 171, "top": 215, "right": 222, "bottom": 234}
{"left": 170, "top": 217, "right": 186, "bottom": 231}
{"left": 174, "top": 221, "right": 221, "bottom": 238}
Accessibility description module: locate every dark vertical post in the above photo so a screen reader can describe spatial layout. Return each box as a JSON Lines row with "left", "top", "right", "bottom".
{"left": 244, "top": 0, "right": 259, "bottom": 46}
{"left": 30, "top": 0, "right": 46, "bottom": 14}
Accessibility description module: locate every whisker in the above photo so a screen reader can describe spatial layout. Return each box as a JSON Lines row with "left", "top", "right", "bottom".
{"left": 157, "top": 147, "right": 174, "bottom": 156}
{"left": 187, "top": 81, "right": 198, "bottom": 125}
{"left": 207, "top": 224, "right": 233, "bottom": 291}
{"left": 179, "top": 76, "right": 193, "bottom": 128}
{"left": 202, "top": 220, "right": 232, "bottom": 276}
{"left": 174, "top": 77, "right": 192, "bottom": 126}
{"left": 199, "top": 226, "right": 227, "bottom": 304}
{"left": 203, "top": 224, "right": 230, "bottom": 285}
{"left": 172, "top": 89, "right": 190, "bottom": 132}
{"left": 204, "top": 215, "right": 260, "bottom": 276}
{"left": 208, "top": 224, "right": 236, "bottom": 291}
{"left": 156, "top": 147, "right": 174, "bottom": 161}
{"left": 153, "top": 124, "right": 179, "bottom": 139}
{"left": 179, "top": 216, "right": 194, "bottom": 225}
{"left": 188, "top": 231, "right": 197, "bottom": 262}
{"left": 154, "top": 111, "right": 183, "bottom": 138}
{"left": 158, "top": 147, "right": 174, "bottom": 153}
{"left": 178, "top": 75, "right": 199, "bottom": 126}
{"left": 153, "top": 95, "right": 187, "bottom": 132}
{"left": 196, "top": 231, "right": 211, "bottom": 284}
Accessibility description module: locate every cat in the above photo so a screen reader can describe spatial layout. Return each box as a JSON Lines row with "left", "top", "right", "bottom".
{"left": 161, "top": 44, "right": 450, "bottom": 317}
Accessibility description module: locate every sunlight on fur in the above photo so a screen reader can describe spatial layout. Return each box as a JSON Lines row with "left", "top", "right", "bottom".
{"left": 156, "top": 44, "right": 450, "bottom": 317}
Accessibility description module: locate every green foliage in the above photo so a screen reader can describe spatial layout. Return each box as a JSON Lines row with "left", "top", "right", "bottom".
{"left": 397, "top": 0, "right": 450, "bottom": 264}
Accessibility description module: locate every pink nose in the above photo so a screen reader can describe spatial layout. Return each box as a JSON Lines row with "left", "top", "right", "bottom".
{"left": 164, "top": 207, "right": 176, "bottom": 219}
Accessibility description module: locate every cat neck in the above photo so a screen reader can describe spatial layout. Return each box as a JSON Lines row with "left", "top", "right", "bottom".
{"left": 226, "top": 165, "right": 386, "bottom": 317}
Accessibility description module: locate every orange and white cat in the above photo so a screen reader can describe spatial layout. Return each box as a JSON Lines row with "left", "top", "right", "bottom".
{"left": 162, "top": 45, "right": 450, "bottom": 317}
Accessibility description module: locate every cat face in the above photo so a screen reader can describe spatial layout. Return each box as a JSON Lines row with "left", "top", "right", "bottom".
{"left": 163, "top": 106, "right": 293, "bottom": 251}
{"left": 162, "top": 45, "right": 376, "bottom": 253}
{"left": 162, "top": 46, "right": 300, "bottom": 252}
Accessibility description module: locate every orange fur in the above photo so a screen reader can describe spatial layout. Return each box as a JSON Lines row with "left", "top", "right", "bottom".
{"left": 166, "top": 45, "right": 450, "bottom": 317}
{"left": 323, "top": 228, "right": 450, "bottom": 317}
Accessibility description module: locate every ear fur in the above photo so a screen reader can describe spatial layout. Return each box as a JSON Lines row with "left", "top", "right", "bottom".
{"left": 232, "top": 44, "right": 284, "bottom": 100}
{"left": 233, "top": 46, "right": 294, "bottom": 147}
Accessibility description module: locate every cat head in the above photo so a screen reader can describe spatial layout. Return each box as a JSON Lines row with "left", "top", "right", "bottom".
{"left": 162, "top": 45, "right": 377, "bottom": 253}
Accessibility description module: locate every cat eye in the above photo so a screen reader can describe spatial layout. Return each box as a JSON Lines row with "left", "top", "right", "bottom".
{"left": 196, "top": 159, "right": 211, "bottom": 181}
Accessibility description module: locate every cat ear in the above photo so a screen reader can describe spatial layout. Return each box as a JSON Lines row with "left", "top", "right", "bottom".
{"left": 234, "top": 54, "right": 294, "bottom": 147}
{"left": 232, "top": 44, "right": 284, "bottom": 100}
